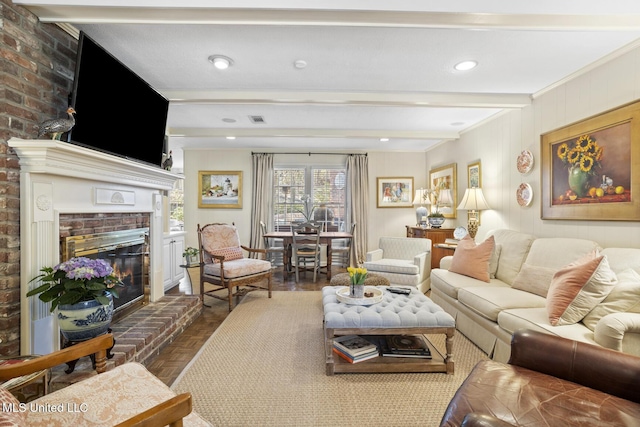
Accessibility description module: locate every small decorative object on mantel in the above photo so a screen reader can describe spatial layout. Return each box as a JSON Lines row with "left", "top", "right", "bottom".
{"left": 27, "top": 257, "right": 124, "bottom": 341}
{"left": 161, "top": 150, "right": 173, "bottom": 171}
{"left": 347, "top": 267, "right": 368, "bottom": 299}
{"left": 37, "top": 107, "right": 76, "bottom": 140}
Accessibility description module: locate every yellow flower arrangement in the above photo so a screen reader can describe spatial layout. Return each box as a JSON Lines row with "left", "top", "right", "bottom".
{"left": 347, "top": 267, "right": 368, "bottom": 285}
{"left": 557, "top": 134, "right": 604, "bottom": 175}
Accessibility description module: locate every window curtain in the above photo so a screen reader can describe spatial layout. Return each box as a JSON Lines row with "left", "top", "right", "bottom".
{"left": 250, "top": 153, "right": 274, "bottom": 254}
{"left": 347, "top": 154, "right": 368, "bottom": 265}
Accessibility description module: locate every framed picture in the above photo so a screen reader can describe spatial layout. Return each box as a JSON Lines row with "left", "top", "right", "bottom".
{"left": 198, "top": 171, "right": 243, "bottom": 209}
{"left": 429, "top": 163, "right": 457, "bottom": 219}
{"left": 467, "top": 161, "right": 481, "bottom": 225}
{"left": 376, "top": 177, "right": 414, "bottom": 208}
{"left": 468, "top": 161, "right": 481, "bottom": 188}
{"left": 541, "top": 99, "right": 640, "bottom": 221}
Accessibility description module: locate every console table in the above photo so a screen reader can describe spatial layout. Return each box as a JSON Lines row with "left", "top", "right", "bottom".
{"left": 406, "top": 226, "right": 454, "bottom": 269}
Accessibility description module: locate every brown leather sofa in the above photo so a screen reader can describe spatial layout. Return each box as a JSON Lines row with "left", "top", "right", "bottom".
{"left": 440, "top": 329, "right": 640, "bottom": 426}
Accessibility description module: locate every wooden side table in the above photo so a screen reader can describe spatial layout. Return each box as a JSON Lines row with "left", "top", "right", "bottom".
{"left": 406, "top": 226, "right": 454, "bottom": 269}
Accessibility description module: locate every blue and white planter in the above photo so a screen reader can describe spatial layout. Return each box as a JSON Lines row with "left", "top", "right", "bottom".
{"left": 57, "top": 292, "right": 113, "bottom": 341}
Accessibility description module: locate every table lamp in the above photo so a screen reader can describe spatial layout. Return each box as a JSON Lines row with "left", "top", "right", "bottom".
{"left": 457, "top": 187, "right": 491, "bottom": 238}
{"left": 412, "top": 188, "right": 431, "bottom": 226}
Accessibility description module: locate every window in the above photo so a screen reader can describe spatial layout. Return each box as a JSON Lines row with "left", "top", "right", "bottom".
{"left": 273, "top": 166, "right": 347, "bottom": 231}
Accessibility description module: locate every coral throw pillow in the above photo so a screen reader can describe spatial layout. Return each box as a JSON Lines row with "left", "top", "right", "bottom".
{"left": 209, "top": 246, "right": 244, "bottom": 263}
{"left": 449, "top": 235, "right": 495, "bottom": 282}
{"left": 546, "top": 251, "right": 617, "bottom": 326}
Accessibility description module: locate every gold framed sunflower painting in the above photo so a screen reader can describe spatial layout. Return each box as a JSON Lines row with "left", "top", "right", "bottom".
{"left": 541, "top": 99, "right": 640, "bottom": 221}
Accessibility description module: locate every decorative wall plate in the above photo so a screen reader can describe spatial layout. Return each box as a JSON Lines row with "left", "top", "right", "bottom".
{"left": 517, "top": 150, "right": 534, "bottom": 174}
{"left": 516, "top": 183, "right": 533, "bottom": 207}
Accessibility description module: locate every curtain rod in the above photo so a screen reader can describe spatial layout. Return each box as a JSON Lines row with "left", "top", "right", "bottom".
{"left": 251, "top": 152, "right": 367, "bottom": 156}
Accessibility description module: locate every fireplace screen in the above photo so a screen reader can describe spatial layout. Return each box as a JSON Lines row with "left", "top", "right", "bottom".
{"left": 62, "top": 228, "right": 149, "bottom": 311}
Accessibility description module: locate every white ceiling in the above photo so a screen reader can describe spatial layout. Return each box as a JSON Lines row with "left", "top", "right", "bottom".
{"left": 16, "top": 1, "right": 640, "bottom": 169}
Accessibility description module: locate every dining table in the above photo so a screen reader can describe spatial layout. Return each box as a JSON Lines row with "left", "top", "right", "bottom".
{"left": 263, "top": 231, "right": 353, "bottom": 280}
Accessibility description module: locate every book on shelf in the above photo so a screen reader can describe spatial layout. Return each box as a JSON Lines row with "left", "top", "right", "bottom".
{"left": 380, "top": 335, "right": 432, "bottom": 359}
{"left": 332, "top": 347, "right": 379, "bottom": 364}
{"left": 332, "top": 335, "right": 378, "bottom": 357}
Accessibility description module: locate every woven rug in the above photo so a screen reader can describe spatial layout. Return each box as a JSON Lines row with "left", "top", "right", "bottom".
{"left": 172, "top": 291, "right": 488, "bottom": 426}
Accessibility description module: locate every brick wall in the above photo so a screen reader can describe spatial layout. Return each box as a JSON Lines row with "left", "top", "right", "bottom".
{"left": 0, "top": 0, "right": 76, "bottom": 355}
{"left": 59, "top": 213, "right": 151, "bottom": 238}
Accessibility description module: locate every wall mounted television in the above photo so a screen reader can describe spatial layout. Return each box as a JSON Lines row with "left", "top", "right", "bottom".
{"left": 67, "top": 31, "right": 169, "bottom": 168}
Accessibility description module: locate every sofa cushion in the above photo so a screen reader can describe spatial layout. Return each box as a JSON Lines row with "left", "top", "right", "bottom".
{"left": 511, "top": 264, "right": 557, "bottom": 297}
{"left": 497, "top": 307, "right": 597, "bottom": 345}
{"left": 546, "top": 252, "right": 617, "bottom": 326}
{"left": 449, "top": 235, "right": 495, "bottom": 282}
{"left": 486, "top": 229, "right": 536, "bottom": 285}
{"left": 458, "top": 287, "right": 546, "bottom": 322}
{"left": 523, "top": 238, "right": 601, "bottom": 270}
{"left": 601, "top": 247, "right": 640, "bottom": 275}
{"left": 363, "top": 259, "right": 419, "bottom": 275}
{"left": 0, "top": 387, "right": 26, "bottom": 426}
{"left": 583, "top": 268, "right": 640, "bottom": 331}
{"left": 489, "top": 244, "right": 502, "bottom": 279}
{"left": 431, "top": 269, "right": 509, "bottom": 299}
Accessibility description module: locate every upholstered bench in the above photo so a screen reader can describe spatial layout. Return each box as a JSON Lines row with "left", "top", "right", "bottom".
{"left": 329, "top": 272, "right": 391, "bottom": 287}
{"left": 322, "top": 286, "right": 455, "bottom": 375}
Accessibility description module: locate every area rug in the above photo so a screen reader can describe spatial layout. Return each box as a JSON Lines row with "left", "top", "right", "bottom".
{"left": 172, "top": 291, "right": 488, "bottom": 426}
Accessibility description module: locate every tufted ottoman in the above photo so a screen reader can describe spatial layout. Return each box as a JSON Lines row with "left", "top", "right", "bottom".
{"left": 322, "top": 286, "right": 455, "bottom": 375}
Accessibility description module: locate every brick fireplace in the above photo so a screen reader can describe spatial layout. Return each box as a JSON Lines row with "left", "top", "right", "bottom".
{"left": 9, "top": 138, "right": 181, "bottom": 355}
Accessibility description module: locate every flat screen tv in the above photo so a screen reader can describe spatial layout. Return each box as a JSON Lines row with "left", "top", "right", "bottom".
{"left": 67, "top": 31, "right": 169, "bottom": 168}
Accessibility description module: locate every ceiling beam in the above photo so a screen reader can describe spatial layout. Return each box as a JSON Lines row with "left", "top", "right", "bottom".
{"left": 15, "top": 3, "right": 640, "bottom": 31}
{"left": 168, "top": 128, "right": 460, "bottom": 139}
{"left": 165, "top": 91, "right": 530, "bottom": 109}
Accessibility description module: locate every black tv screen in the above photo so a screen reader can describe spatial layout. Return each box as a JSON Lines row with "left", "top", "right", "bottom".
{"left": 68, "top": 32, "right": 169, "bottom": 167}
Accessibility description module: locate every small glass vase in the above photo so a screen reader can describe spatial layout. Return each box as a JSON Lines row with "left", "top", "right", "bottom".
{"left": 349, "top": 283, "right": 365, "bottom": 298}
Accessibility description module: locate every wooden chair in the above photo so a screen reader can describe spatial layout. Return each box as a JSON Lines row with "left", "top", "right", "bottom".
{"left": 0, "top": 334, "right": 204, "bottom": 426}
{"left": 292, "top": 222, "right": 322, "bottom": 283}
{"left": 198, "top": 223, "right": 272, "bottom": 311}
{"left": 260, "top": 220, "right": 285, "bottom": 268}
{"left": 330, "top": 222, "right": 356, "bottom": 268}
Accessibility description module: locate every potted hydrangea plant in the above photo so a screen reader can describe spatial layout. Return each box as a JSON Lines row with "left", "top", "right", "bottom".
{"left": 27, "top": 257, "right": 124, "bottom": 341}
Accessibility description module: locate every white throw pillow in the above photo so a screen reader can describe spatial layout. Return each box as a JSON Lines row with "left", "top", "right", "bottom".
{"left": 582, "top": 268, "right": 640, "bottom": 331}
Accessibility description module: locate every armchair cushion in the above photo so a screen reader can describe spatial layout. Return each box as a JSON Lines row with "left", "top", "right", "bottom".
{"left": 362, "top": 259, "right": 419, "bottom": 275}
{"left": 204, "top": 258, "right": 271, "bottom": 279}
{"left": 0, "top": 387, "right": 25, "bottom": 426}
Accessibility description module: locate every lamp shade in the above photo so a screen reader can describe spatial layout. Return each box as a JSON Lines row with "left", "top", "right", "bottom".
{"left": 438, "top": 189, "right": 454, "bottom": 205}
{"left": 457, "top": 188, "right": 491, "bottom": 211}
{"left": 412, "top": 189, "right": 431, "bottom": 206}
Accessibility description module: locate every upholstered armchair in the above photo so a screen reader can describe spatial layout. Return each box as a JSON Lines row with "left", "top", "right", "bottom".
{"left": 198, "top": 223, "right": 272, "bottom": 311}
{"left": 363, "top": 237, "right": 431, "bottom": 293}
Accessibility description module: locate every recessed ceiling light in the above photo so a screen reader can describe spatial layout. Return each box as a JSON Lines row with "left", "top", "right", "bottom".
{"left": 226, "top": 136, "right": 236, "bottom": 140}
{"left": 222, "top": 118, "right": 236, "bottom": 123}
{"left": 379, "top": 138, "right": 389, "bottom": 142}
{"left": 454, "top": 60, "right": 477, "bottom": 71}
{"left": 208, "top": 55, "right": 233, "bottom": 70}
{"left": 450, "top": 122, "right": 465, "bottom": 126}
{"left": 294, "top": 60, "right": 307, "bottom": 69}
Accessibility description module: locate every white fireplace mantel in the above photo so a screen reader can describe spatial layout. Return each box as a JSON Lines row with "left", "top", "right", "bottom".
{"left": 9, "top": 138, "right": 182, "bottom": 355}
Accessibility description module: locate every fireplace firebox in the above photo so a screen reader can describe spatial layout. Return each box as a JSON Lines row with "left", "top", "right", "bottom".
{"left": 62, "top": 228, "right": 149, "bottom": 312}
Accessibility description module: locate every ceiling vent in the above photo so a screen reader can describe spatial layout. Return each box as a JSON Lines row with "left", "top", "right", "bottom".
{"left": 248, "top": 115, "right": 266, "bottom": 124}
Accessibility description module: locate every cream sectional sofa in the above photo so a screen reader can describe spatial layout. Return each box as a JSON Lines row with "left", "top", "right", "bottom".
{"left": 430, "top": 229, "right": 640, "bottom": 363}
